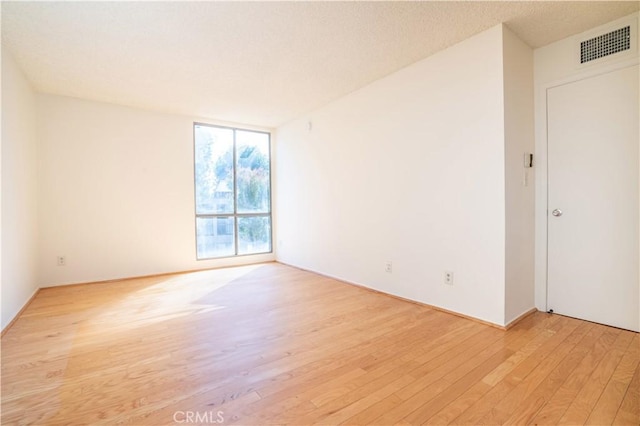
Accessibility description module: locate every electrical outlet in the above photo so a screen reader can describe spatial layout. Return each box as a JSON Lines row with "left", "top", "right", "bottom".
{"left": 57, "top": 256, "right": 66, "bottom": 266}
{"left": 385, "top": 261, "right": 393, "bottom": 273}
{"left": 444, "top": 271, "right": 454, "bottom": 285}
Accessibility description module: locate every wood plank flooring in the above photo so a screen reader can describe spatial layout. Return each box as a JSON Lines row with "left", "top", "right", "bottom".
{"left": 1, "top": 262, "right": 638, "bottom": 425}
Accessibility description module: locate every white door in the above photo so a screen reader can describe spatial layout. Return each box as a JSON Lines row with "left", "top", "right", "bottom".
{"left": 547, "top": 65, "right": 639, "bottom": 332}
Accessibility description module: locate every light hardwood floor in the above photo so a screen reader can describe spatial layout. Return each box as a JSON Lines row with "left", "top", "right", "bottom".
{"left": 1, "top": 262, "right": 638, "bottom": 425}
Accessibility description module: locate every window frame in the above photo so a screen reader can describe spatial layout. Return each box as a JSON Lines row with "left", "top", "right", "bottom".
{"left": 193, "top": 122, "right": 273, "bottom": 260}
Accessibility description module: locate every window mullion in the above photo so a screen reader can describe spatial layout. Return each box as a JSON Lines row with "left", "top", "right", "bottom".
{"left": 232, "top": 129, "right": 239, "bottom": 256}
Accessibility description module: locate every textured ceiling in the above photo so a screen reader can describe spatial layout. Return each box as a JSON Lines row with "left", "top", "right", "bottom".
{"left": 2, "top": 1, "right": 638, "bottom": 127}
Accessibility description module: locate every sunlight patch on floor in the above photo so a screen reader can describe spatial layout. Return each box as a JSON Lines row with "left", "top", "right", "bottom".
{"left": 86, "top": 264, "right": 265, "bottom": 332}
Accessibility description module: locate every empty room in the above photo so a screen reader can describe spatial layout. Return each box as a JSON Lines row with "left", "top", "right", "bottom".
{"left": 1, "top": 1, "right": 639, "bottom": 425}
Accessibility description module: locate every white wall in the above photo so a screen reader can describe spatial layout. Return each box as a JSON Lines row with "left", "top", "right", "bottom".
{"left": 276, "top": 25, "right": 509, "bottom": 326}
{"left": 1, "top": 49, "right": 40, "bottom": 330}
{"left": 503, "top": 27, "right": 535, "bottom": 324}
{"left": 533, "top": 13, "right": 640, "bottom": 311}
{"left": 38, "top": 95, "right": 274, "bottom": 286}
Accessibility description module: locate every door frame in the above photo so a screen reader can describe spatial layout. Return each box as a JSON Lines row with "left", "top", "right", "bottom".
{"left": 534, "top": 57, "right": 639, "bottom": 314}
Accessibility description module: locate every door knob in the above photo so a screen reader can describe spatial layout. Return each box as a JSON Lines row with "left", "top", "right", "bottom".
{"left": 552, "top": 209, "right": 563, "bottom": 217}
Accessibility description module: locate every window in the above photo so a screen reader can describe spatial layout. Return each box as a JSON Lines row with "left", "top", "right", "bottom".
{"left": 216, "top": 217, "right": 233, "bottom": 235}
{"left": 194, "top": 123, "right": 271, "bottom": 259}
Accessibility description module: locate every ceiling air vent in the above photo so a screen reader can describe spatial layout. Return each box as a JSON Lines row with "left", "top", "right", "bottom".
{"left": 580, "top": 26, "right": 631, "bottom": 63}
